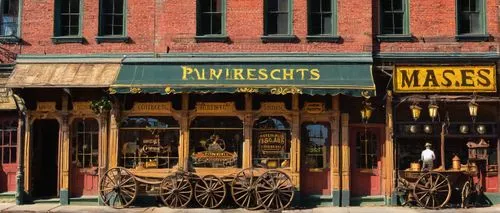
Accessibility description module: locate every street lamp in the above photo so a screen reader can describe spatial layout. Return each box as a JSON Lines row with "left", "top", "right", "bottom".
{"left": 428, "top": 102, "right": 439, "bottom": 122}
{"left": 410, "top": 103, "right": 422, "bottom": 121}
{"left": 360, "top": 101, "right": 374, "bottom": 123}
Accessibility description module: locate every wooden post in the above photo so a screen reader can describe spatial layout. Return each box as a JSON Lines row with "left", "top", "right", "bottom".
{"left": 331, "top": 95, "right": 341, "bottom": 206}
{"left": 384, "top": 91, "right": 396, "bottom": 205}
{"left": 179, "top": 93, "right": 190, "bottom": 171}
{"left": 108, "top": 102, "right": 120, "bottom": 168}
{"left": 60, "top": 95, "right": 70, "bottom": 205}
{"left": 242, "top": 94, "right": 252, "bottom": 169}
{"left": 23, "top": 113, "right": 31, "bottom": 193}
{"left": 290, "top": 94, "right": 300, "bottom": 187}
{"left": 440, "top": 123, "right": 445, "bottom": 170}
{"left": 340, "top": 113, "right": 350, "bottom": 206}
{"left": 98, "top": 113, "right": 109, "bottom": 184}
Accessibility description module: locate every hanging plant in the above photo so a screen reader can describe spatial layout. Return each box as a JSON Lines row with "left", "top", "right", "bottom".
{"left": 90, "top": 97, "right": 112, "bottom": 114}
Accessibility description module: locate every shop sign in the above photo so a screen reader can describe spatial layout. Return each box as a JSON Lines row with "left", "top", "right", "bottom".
{"left": 260, "top": 102, "right": 287, "bottom": 113}
{"left": 257, "top": 131, "right": 286, "bottom": 155}
{"left": 394, "top": 66, "right": 496, "bottom": 93}
{"left": 131, "top": 102, "right": 172, "bottom": 113}
{"left": 191, "top": 151, "right": 238, "bottom": 163}
{"left": 304, "top": 102, "right": 325, "bottom": 113}
{"left": 37, "top": 102, "right": 56, "bottom": 112}
{"left": 73, "top": 101, "right": 92, "bottom": 113}
{"left": 195, "top": 102, "right": 236, "bottom": 113}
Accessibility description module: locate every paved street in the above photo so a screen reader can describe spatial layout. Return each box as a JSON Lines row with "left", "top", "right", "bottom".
{"left": 0, "top": 203, "right": 499, "bottom": 213}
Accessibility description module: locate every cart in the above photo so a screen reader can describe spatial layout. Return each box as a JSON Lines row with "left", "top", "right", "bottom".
{"left": 98, "top": 167, "right": 295, "bottom": 211}
{"left": 396, "top": 170, "right": 480, "bottom": 209}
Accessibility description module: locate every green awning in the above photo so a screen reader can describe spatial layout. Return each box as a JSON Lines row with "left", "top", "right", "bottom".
{"left": 112, "top": 61, "right": 375, "bottom": 96}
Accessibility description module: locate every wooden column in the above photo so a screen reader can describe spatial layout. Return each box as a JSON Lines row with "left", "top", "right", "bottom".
{"left": 384, "top": 91, "right": 396, "bottom": 205}
{"left": 98, "top": 113, "right": 109, "bottom": 182}
{"left": 179, "top": 93, "right": 190, "bottom": 171}
{"left": 290, "top": 94, "right": 300, "bottom": 187}
{"left": 23, "top": 113, "right": 31, "bottom": 193}
{"left": 108, "top": 102, "right": 120, "bottom": 168}
{"left": 60, "top": 95, "right": 70, "bottom": 205}
{"left": 242, "top": 94, "right": 252, "bottom": 169}
{"left": 340, "top": 113, "right": 350, "bottom": 206}
{"left": 331, "top": 96, "right": 341, "bottom": 206}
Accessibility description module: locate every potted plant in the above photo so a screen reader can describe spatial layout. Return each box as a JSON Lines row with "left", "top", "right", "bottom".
{"left": 90, "top": 96, "right": 112, "bottom": 115}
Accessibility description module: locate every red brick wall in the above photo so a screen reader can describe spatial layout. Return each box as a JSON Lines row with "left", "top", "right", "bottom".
{"left": 378, "top": 0, "right": 500, "bottom": 53}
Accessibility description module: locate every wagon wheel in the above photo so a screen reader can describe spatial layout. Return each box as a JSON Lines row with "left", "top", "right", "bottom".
{"left": 195, "top": 175, "right": 226, "bottom": 208}
{"left": 461, "top": 180, "right": 472, "bottom": 208}
{"left": 99, "top": 167, "right": 138, "bottom": 209}
{"left": 160, "top": 172, "right": 193, "bottom": 208}
{"left": 231, "top": 168, "right": 261, "bottom": 210}
{"left": 413, "top": 172, "right": 451, "bottom": 209}
{"left": 255, "top": 170, "right": 295, "bottom": 211}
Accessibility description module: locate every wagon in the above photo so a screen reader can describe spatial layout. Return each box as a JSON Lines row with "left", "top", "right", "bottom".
{"left": 396, "top": 170, "right": 480, "bottom": 209}
{"left": 99, "top": 167, "right": 295, "bottom": 211}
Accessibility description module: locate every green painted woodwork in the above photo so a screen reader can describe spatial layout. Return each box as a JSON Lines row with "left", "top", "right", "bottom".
{"left": 455, "top": 0, "right": 487, "bottom": 38}
{"left": 307, "top": 0, "right": 337, "bottom": 37}
{"left": 53, "top": 0, "right": 84, "bottom": 43}
{"left": 98, "top": 0, "right": 127, "bottom": 37}
{"left": 263, "top": 0, "right": 293, "bottom": 36}
{"left": 379, "top": 0, "right": 410, "bottom": 37}
{"left": 0, "top": 0, "right": 22, "bottom": 44}
{"left": 60, "top": 189, "right": 69, "bottom": 205}
{"left": 196, "top": 0, "right": 226, "bottom": 37}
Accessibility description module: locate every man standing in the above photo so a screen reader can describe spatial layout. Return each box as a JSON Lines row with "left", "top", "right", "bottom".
{"left": 421, "top": 142, "right": 436, "bottom": 171}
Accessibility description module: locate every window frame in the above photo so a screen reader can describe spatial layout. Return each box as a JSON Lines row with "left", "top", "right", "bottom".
{"left": 52, "top": 0, "right": 84, "bottom": 44}
{"left": 71, "top": 119, "right": 99, "bottom": 169}
{"left": 96, "top": 0, "right": 129, "bottom": 43}
{"left": 0, "top": 0, "right": 21, "bottom": 44}
{"left": 455, "top": 0, "right": 488, "bottom": 41}
{"left": 0, "top": 119, "right": 17, "bottom": 165}
{"left": 306, "top": 0, "right": 340, "bottom": 42}
{"left": 195, "top": 0, "right": 228, "bottom": 42}
{"left": 261, "top": 0, "right": 297, "bottom": 43}
{"left": 377, "top": 0, "right": 412, "bottom": 42}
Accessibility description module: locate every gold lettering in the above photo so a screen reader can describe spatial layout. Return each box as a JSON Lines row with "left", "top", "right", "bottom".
{"left": 296, "top": 69, "right": 307, "bottom": 80}
{"left": 234, "top": 69, "right": 244, "bottom": 80}
{"left": 283, "top": 69, "right": 294, "bottom": 80}
{"left": 310, "top": 69, "right": 320, "bottom": 80}
{"left": 194, "top": 68, "right": 204, "bottom": 80}
{"left": 209, "top": 69, "right": 222, "bottom": 80}
{"left": 247, "top": 68, "right": 257, "bottom": 80}
{"left": 270, "top": 69, "right": 281, "bottom": 80}
{"left": 182, "top": 66, "right": 193, "bottom": 80}
{"left": 258, "top": 69, "right": 268, "bottom": 80}
{"left": 225, "top": 68, "right": 232, "bottom": 80}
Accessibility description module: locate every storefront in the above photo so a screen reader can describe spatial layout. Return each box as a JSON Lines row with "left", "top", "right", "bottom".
{"left": 6, "top": 54, "right": 378, "bottom": 207}
{"left": 389, "top": 65, "right": 500, "bottom": 207}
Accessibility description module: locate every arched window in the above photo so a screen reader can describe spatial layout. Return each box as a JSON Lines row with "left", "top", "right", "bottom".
{"left": 119, "top": 116, "right": 180, "bottom": 169}
{"left": 71, "top": 119, "right": 99, "bottom": 168}
{"left": 252, "top": 116, "right": 291, "bottom": 169}
{"left": 190, "top": 116, "right": 243, "bottom": 168}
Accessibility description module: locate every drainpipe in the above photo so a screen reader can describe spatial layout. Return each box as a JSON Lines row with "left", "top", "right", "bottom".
{"left": 13, "top": 93, "right": 26, "bottom": 205}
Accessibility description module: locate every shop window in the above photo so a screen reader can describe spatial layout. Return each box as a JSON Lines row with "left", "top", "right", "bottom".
{"left": 302, "top": 123, "right": 330, "bottom": 169}
{"left": 356, "top": 130, "right": 377, "bottom": 169}
{"left": 253, "top": 116, "right": 291, "bottom": 169}
{"left": 190, "top": 116, "right": 243, "bottom": 168}
{"left": 380, "top": 0, "right": 408, "bottom": 35}
{"left": 119, "top": 116, "right": 180, "bottom": 169}
{"left": 0, "top": 120, "right": 16, "bottom": 164}
{"left": 99, "top": 0, "right": 125, "bottom": 36}
{"left": 457, "top": 0, "right": 485, "bottom": 34}
{"left": 197, "top": 0, "right": 225, "bottom": 36}
{"left": 54, "top": 0, "right": 81, "bottom": 37}
{"left": 0, "top": 0, "right": 18, "bottom": 36}
{"left": 264, "top": 0, "right": 291, "bottom": 35}
{"left": 308, "top": 0, "right": 336, "bottom": 36}
{"left": 71, "top": 119, "right": 99, "bottom": 168}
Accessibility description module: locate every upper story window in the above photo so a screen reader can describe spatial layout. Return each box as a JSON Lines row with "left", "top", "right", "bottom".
{"left": 197, "top": 0, "right": 225, "bottom": 36}
{"left": 380, "top": 0, "right": 408, "bottom": 35}
{"left": 308, "top": 0, "right": 335, "bottom": 35}
{"left": 0, "top": 0, "right": 18, "bottom": 37}
{"left": 264, "top": 0, "right": 291, "bottom": 35}
{"left": 54, "top": 0, "right": 81, "bottom": 37}
{"left": 457, "top": 0, "right": 485, "bottom": 35}
{"left": 99, "top": 0, "right": 125, "bottom": 36}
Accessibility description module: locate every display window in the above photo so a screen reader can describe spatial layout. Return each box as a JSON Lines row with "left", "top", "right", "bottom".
{"left": 189, "top": 116, "right": 243, "bottom": 168}
{"left": 71, "top": 118, "right": 99, "bottom": 168}
{"left": 252, "top": 116, "right": 291, "bottom": 169}
{"left": 301, "top": 123, "right": 330, "bottom": 169}
{"left": 119, "top": 116, "right": 180, "bottom": 169}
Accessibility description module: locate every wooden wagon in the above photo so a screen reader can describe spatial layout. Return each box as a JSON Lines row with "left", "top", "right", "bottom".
{"left": 99, "top": 167, "right": 295, "bottom": 211}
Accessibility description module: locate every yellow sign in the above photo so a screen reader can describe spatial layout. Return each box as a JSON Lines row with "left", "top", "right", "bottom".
{"left": 304, "top": 102, "right": 325, "bottom": 113}
{"left": 260, "top": 102, "right": 287, "bottom": 113}
{"left": 37, "top": 102, "right": 56, "bottom": 112}
{"left": 195, "top": 102, "right": 236, "bottom": 113}
{"left": 73, "top": 102, "right": 92, "bottom": 113}
{"left": 257, "top": 131, "right": 286, "bottom": 155}
{"left": 131, "top": 102, "right": 172, "bottom": 113}
{"left": 394, "top": 66, "right": 496, "bottom": 93}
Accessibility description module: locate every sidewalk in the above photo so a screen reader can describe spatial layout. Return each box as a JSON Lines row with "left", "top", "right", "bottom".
{"left": 0, "top": 203, "right": 499, "bottom": 213}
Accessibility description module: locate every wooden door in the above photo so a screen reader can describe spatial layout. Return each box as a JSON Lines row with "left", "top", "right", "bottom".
{"left": 0, "top": 118, "right": 17, "bottom": 192}
{"left": 350, "top": 126, "right": 383, "bottom": 196}
{"left": 70, "top": 119, "right": 99, "bottom": 197}
{"left": 301, "top": 123, "right": 331, "bottom": 195}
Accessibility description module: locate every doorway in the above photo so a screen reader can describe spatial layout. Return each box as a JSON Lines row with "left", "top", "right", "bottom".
{"left": 300, "top": 123, "right": 331, "bottom": 196}
{"left": 32, "top": 119, "right": 59, "bottom": 198}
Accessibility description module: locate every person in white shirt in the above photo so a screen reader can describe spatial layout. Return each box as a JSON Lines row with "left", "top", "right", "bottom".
{"left": 421, "top": 142, "right": 435, "bottom": 171}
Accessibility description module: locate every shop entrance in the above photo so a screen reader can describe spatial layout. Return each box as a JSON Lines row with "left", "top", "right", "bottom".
{"left": 349, "top": 125, "right": 383, "bottom": 196}
{"left": 70, "top": 119, "right": 99, "bottom": 197}
{"left": 300, "top": 123, "right": 331, "bottom": 196}
{"left": 31, "top": 119, "right": 59, "bottom": 198}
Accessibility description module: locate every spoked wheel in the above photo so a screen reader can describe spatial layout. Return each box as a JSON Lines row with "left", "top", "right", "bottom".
{"left": 413, "top": 172, "right": 451, "bottom": 209}
{"left": 195, "top": 175, "right": 226, "bottom": 208}
{"left": 231, "top": 168, "right": 261, "bottom": 210}
{"left": 99, "top": 167, "right": 138, "bottom": 209}
{"left": 160, "top": 172, "right": 193, "bottom": 208}
{"left": 461, "top": 181, "right": 472, "bottom": 208}
{"left": 255, "top": 170, "right": 295, "bottom": 211}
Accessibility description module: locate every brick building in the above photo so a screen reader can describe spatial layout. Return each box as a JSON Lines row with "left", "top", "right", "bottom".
{"left": 0, "top": 0, "right": 497, "bottom": 208}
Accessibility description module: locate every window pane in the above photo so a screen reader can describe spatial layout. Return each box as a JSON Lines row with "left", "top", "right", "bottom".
{"left": 70, "top": 26, "right": 79, "bottom": 35}
{"left": 382, "top": 0, "right": 392, "bottom": 11}
{"left": 70, "top": 0, "right": 80, "bottom": 13}
{"left": 278, "top": 0, "right": 288, "bottom": 12}
{"left": 212, "top": 0, "right": 222, "bottom": 12}
{"left": 200, "top": 13, "right": 212, "bottom": 34}
{"left": 3, "top": 148, "right": 9, "bottom": 163}
{"left": 61, "top": 15, "right": 70, "bottom": 26}
{"left": 321, "top": 0, "right": 331, "bottom": 12}
{"left": 310, "top": 13, "right": 321, "bottom": 34}
{"left": 322, "top": 13, "right": 332, "bottom": 34}
{"left": 253, "top": 117, "right": 291, "bottom": 169}
{"left": 470, "top": 0, "right": 477, "bottom": 11}
{"left": 113, "top": 0, "right": 124, "bottom": 13}
{"left": 103, "top": 0, "right": 114, "bottom": 13}
{"left": 470, "top": 13, "right": 481, "bottom": 33}
{"left": 302, "top": 124, "right": 329, "bottom": 169}
{"left": 211, "top": 13, "right": 222, "bottom": 34}
{"left": 267, "top": 13, "right": 278, "bottom": 34}
{"left": 268, "top": 0, "right": 278, "bottom": 12}
{"left": 11, "top": 130, "right": 16, "bottom": 145}
{"left": 113, "top": 26, "right": 123, "bottom": 35}
{"left": 393, "top": 13, "right": 403, "bottom": 33}
{"left": 70, "top": 15, "right": 79, "bottom": 27}
{"left": 277, "top": 13, "right": 288, "bottom": 34}
{"left": 392, "top": 0, "right": 403, "bottom": 11}
{"left": 310, "top": 0, "right": 320, "bottom": 12}
{"left": 200, "top": 0, "right": 211, "bottom": 13}
{"left": 10, "top": 147, "right": 16, "bottom": 163}
{"left": 61, "top": 0, "right": 70, "bottom": 13}
{"left": 460, "top": 13, "right": 471, "bottom": 33}
{"left": 2, "top": 130, "right": 8, "bottom": 145}
{"left": 113, "top": 15, "right": 123, "bottom": 25}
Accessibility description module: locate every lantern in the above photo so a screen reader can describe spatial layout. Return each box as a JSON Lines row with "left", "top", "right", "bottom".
{"left": 428, "top": 103, "right": 439, "bottom": 121}
{"left": 360, "top": 101, "right": 374, "bottom": 123}
{"left": 410, "top": 104, "right": 422, "bottom": 121}
{"left": 468, "top": 100, "right": 479, "bottom": 118}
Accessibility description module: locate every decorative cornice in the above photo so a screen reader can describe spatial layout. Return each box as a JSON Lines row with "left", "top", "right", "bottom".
{"left": 374, "top": 52, "right": 500, "bottom": 61}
